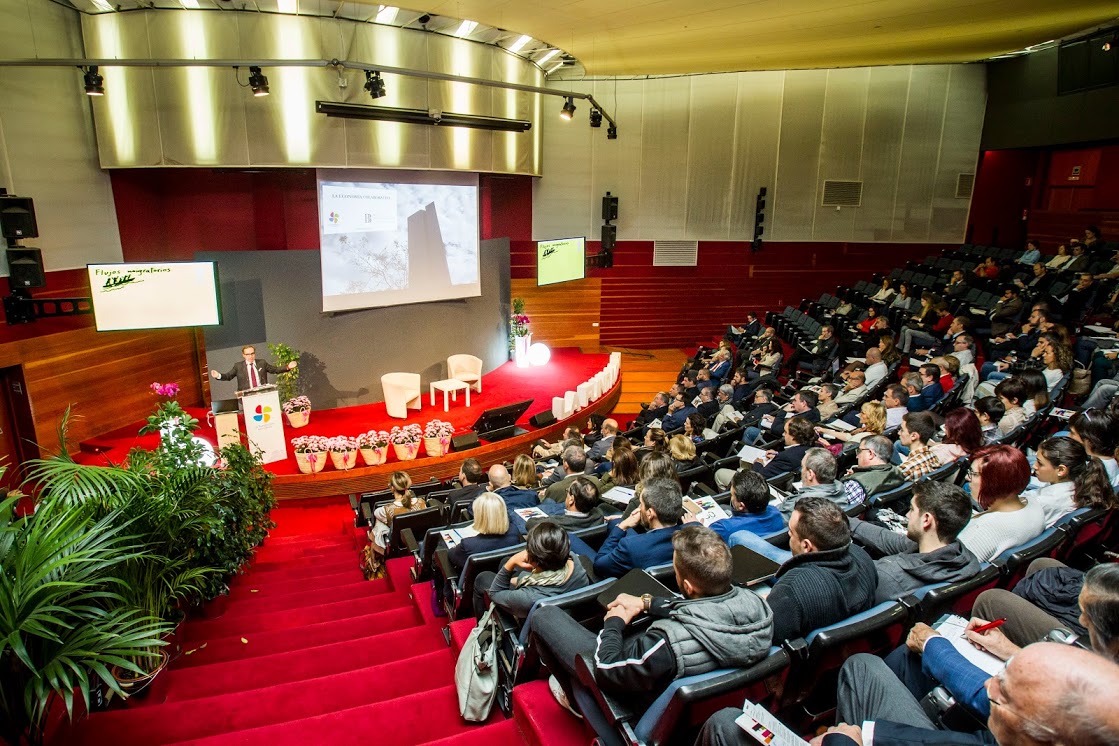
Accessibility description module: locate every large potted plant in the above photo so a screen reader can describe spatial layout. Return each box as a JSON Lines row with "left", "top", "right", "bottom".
{"left": 389, "top": 424, "right": 422, "bottom": 461}
{"left": 357, "top": 430, "right": 390, "bottom": 466}
{"left": 510, "top": 297, "right": 532, "bottom": 367}
{"left": 326, "top": 436, "right": 358, "bottom": 470}
{"left": 423, "top": 420, "right": 455, "bottom": 458}
{"left": 291, "top": 435, "right": 328, "bottom": 474}
{"left": 282, "top": 395, "right": 312, "bottom": 429}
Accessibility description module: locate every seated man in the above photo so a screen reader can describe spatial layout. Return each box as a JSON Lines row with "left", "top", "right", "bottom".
{"left": 585, "top": 418, "right": 619, "bottom": 464}
{"left": 838, "top": 383, "right": 908, "bottom": 429}
{"left": 833, "top": 370, "right": 868, "bottom": 408}
{"left": 445, "top": 457, "right": 488, "bottom": 511}
{"left": 696, "top": 385, "right": 721, "bottom": 422}
{"left": 488, "top": 464, "right": 541, "bottom": 510}
{"left": 629, "top": 391, "right": 670, "bottom": 432}
{"left": 541, "top": 447, "right": 602, "bottom": 501}
{"left": 816, "top": 383, "right": 842, "bottom": 423}
{"left": 715, "top": 416, "right": 817, "bottom": 490}
{"left": 591, "top": 477, "right": 685, "bottom": 579}
{"left": 903, "top": 372, "right": 930, "bottom": 412}
{"left": 530, "top": 525, "right": 773, "bottom": 732}
{"left": 709, "top": 383, "right": 740, "bottom": 433}
{"left": 839, "top": 435, "right": 906, "bottom": 505}
{"left": 863, "top": 347, "right": 888, "bottom": 390}
{"left": 742, "top": 389, "right": 820, "bottom": 445}
{"left": 763, "top": 497, "right": 878, "bottom": 642}
{"left": 790, "top": 324, "right": 838, "bottom": 375}
{"left": 851, "top": 481, "right": 980, "bottom": 603}
{"left": 704, "top": 470, "right": 785, "bottom": 541}
{"left": 917, "top": 364, "right": 945, "bottom": 406}
{"left": 527, "top": 476, "right": 607, "bottom": 533}
{"left": 697, "top": 642, "right": 1119, "bottom": 745}
{"left": 660, "top": 392, "right": 699, "bottom": 432}
{"left": 897, "top": 412, "right": 943, "bottom": 480}
{"left": 772, "top": 447, "right": 847, "bottom": 517}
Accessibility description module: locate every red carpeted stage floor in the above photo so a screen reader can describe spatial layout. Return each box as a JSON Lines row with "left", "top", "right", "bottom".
{"left": 77, "top": 349, "right": 617, "bottom": 498}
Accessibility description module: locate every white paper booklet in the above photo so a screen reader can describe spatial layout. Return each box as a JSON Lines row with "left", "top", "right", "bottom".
{"left": 738, "top": 445, "right": 773, "bottom": 465}
{"left": 441, "top": 525, "right": 479, "bottom": 548}
{"left": 514, "top": 507, "right": 549, "bottom": 521}
{"left": 735, "top": 700, "right": 808, "bottom": 745}
{"left": 683, "top": 496, "right": 730, "bottom": 526}
{"left": 934, "top": 614, "right": 1007, "bottom": 677}
{"left": 602, "top": 486, "right": 636, "bottom": 507}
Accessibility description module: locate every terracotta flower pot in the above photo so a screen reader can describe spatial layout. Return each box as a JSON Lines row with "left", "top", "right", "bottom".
{"left": 295, "top": 450, "right": 327, "bottom": 474}
{"left": 285, "top": 409, "right": 311, "bottom": 428}
{"left": 392, "top": 441, "right": 420, "bottom": 461}
{"left": 360, "top": 445, "right": 388, "bottom": 466}
{"left": 424, "top": 435, "right": 451, "bottom": 458}
{"left": 330, "top": 449, "right": 357, "bottom": 470}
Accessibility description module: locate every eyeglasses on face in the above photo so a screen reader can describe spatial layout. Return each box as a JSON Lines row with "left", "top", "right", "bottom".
{"left": 966, "top": 467, "right": 981, "bottom": 479}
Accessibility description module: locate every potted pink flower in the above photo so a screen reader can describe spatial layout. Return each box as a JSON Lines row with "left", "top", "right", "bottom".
{"left": 423, "top": 419, "right": 455, "bottom": 458}
{"left": 282, "top": 395, "right": 312, "bottom": 428}
{"left": 357, "top": 430, "right": 391, "bottom": 467}
{"left": 291, "top": 435, "right": 328, "bottom": 474}
{"left": 389, "top": 424, "right": 423, "bottom": 461}
{"left": 326, "top": 435, "right": 358, "bottom": 470}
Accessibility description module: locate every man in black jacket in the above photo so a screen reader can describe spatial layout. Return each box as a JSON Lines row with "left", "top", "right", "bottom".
{"left": 528, "top": 526, "right": 773, "bottom": 735}
{"left": 767, "top": 496, "right": 877, "bottom": 643}
{"left": 629, "top": 391, "right": 670, "bottom": 432}
{"left": 790, "top": 325, "right": 838, "bottom": 375}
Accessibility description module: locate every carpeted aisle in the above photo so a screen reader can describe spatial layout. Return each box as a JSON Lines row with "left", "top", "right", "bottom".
{"left": 48, "top": 502, "right": 543, "bottom": 746}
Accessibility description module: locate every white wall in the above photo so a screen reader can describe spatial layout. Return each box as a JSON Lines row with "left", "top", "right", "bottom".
{"left": 535, "top": 64, "right": 987, "bottom": 244}
{"left": 0, "top": 0, "right": 122, "bottom": 274}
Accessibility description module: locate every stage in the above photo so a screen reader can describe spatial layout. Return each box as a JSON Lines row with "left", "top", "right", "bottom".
{"left": 76, "top": 348, "right": 620, "bottom": 500}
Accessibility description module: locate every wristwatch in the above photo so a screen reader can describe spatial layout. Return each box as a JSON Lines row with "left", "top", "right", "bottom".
{"left": 641, "top": 593, "right": 653, "bottom": 612}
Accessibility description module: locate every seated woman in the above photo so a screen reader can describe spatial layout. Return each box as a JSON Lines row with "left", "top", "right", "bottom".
{"left": 1017, "top": 368, "right": 1050, "bottom": 417}
{"left": 636, "top": 427, "right": 669, "bottom": 462}
{"left": 684, "top": 412, "right": 708, "bottom": 444}
{"left": 958, "top": 445, "right": 1045, "bottom": 563}
{"left": 746, "top": 337, "right": 783, "bottom": 381}
{"left": 994, "top": 377, "right": 1030, "bottom": 437}
{"left": 878, "top": 333, "right": 901, "bottom": 367}
{"left": 513, "top": 453, "right": 540, "bottom": 490}
{"left": 447, "top": 491, "right": 522, "bottom": 572}
{"left": 1070, "top": 408, "right": 1119, "bottom": 489}
{"left": 473, "top": 520, "right": 591, "bottom": 620}
{"left": 857, "top": 305, "right": 882, "bottom": 335}
{"left": 817, "top": 401, "right": 887, "bottom": 451}
{"left": 930, "top": 407, "right": 983, "bottom": 464}
{"left": 1027, "top": 436, "right": 1116, "bottom": 528}
{"left": 889, "top": 282, "right": 917, "bottom": 314}
{"left": 600, "top": 444, "right": 640, "bottom": 493}
{"left": 1046, "top": 243, "right": 1072, "bottom": 269}
{"left": 370, "top": 471, "right": 427, "bottom": 551}
{"left": 668, "top": 434, "right": 700, "bottom": 472}
{"left": 871, "top": 277, "right": 897, "bottom": 304}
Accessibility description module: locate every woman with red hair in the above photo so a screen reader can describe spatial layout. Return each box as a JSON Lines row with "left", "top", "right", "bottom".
{"left": 958, "top": 445, "right": 1045, "bottom": 563}
{"left": 931, "top": 408, "right": 984, "bottom": 464}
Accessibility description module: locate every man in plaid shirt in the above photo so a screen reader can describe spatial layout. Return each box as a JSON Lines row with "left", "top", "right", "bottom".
{"left": 898, "top": 412, "right": 943, "bottom": 481}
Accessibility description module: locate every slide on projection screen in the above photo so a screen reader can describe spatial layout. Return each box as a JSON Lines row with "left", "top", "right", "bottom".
{"left": 317, "top": 169, "right": 480, "bottom": 312}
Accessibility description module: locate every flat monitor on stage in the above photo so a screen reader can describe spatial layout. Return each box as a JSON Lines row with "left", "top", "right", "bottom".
{"left": 472, "top": 399, "right": 533, "bottom": 442}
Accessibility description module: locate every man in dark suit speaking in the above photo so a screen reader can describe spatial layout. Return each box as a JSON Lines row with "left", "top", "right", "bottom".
{"left": 210, "top": 345, "right": 296, "bottom": 391}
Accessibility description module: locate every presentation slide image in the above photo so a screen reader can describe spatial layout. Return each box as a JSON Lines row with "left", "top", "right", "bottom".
{"left": 320, "top": 185, "right": 398, "bottom": 235}
{"left": 319, "top": 181, "right": 480, "bottom": 308}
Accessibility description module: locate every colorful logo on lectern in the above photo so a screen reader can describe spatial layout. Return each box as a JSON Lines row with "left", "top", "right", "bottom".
{"left": 253, "top": 405, "right": 272, "bottom": 423}
{"left": 328, "top": 211, "right": 341, "bottom": 224}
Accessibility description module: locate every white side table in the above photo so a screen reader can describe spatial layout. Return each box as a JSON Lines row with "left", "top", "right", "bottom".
{"left": 430, "top": 378, "right": 471, "bottom": 412}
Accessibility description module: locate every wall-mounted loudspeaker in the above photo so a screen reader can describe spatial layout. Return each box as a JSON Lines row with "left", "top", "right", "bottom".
{"left": 451, "top": 432, "right": 481, "bottom": 451}
{"left": 601, "top": 224, "right": 617, "bottom": 250}
{"left": 0, "top": 196, "right": 38, "bottom": 239}
{"left": 6, "top": 248, "right": 46, "bottom": 289}
{"left": 529, "top": 410, "right": 557, "bottom": 428}
{"left": 602, "top": 192, "right": 619, "bottom": 221}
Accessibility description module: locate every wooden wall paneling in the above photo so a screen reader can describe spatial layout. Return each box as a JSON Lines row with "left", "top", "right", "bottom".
{"left": 1028, "top": 210, "right": 1119, "bottom": 249}
{"left": 511, "top": 277, "right": 601, "bottom": 350}
{"left": 0, "top": 326, "right": 205, "bottom": 457}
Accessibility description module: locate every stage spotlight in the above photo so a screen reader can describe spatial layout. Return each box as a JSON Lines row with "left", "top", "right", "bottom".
{"left": 606, "top": 124, "right": 617, "bottom": 140}
{"left": 559, "top": 97, "right": 576, "bottom": 120}
{"left": 589, "top": 109, "right": 602, "bottom": 128}
{"left": 364, "top": 70, "right": 386, "bottom": 99}
{"left": 248, "top": 66, "right": 270, "bottom": 96}
{"left": 528, "top": 342, "right": 551, "bottom": 367}
{"left": 82, "top": 66, "right": 104, "bottom": 96}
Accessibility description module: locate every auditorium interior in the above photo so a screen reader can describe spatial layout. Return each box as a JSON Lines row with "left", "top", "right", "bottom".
{"left": 2, "top": 0, "right": 1119, "bottom": 744}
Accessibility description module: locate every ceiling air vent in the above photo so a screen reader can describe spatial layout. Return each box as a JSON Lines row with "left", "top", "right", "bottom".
{"left": 653, "top": 240, "right": 699, "bottom": 267}
{"left": 956, "top": 173, "right": 976, "bottom": 199}
{"left": 821, "top": 180, "right": 863, "bottom": 207}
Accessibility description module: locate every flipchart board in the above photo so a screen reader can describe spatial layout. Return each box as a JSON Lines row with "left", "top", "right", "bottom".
{"left": 241, "top": 388, "right": 286, "bottom": 464}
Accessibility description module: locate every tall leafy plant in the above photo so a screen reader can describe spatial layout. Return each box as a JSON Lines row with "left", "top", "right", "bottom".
{"left": 0, "top": 493, "right": 171, "bottom": 745}
{"left": 267, "top": 342, "right": 301, "bottom": 404}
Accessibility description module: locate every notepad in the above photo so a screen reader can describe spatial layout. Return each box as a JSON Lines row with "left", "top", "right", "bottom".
{"left": 601, "top": 486, "right": 636, "bottom": 507}
{"left": 934, "top": 614, "right": 1007, "bottom": 677}
{"left": 824, "top": 418, "right": 857, "bottom": 432}
{"left": 738, "top": 445, "right": 773, "bottom": 465}
{"left": 683, "top": 495, "right": 730, "bottom": 527}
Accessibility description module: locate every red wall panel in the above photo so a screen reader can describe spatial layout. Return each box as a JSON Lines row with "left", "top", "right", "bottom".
{"left": 968, "top": 149, "right": 1040, "bottom": 249}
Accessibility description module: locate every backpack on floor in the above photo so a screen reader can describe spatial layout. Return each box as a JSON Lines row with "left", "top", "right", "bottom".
{"left": 455, "top": 605, "right": 501, "bottom": 722}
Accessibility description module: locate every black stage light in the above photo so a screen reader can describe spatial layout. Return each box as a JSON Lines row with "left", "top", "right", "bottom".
{"left": 589, "top": 109, "right": 602, "bottom": 127}
{"left": 248, "top": 66, "right": 270, "bottom": 96}
{"left": 83, "top": 66, "right": 104, "bottom": 96}
{"left": 606, "top": 124, "right": 617, "bottom": 140}
{"left": 559, "top": 97, "right": 576, "bottom": 120}
{"left": 364, "top": 70, "right": 386, "bottom": 99}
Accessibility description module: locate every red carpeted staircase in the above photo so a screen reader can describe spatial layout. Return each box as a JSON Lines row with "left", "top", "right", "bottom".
{"left": 49, "top": 502, "right": 589, "bottom": 746}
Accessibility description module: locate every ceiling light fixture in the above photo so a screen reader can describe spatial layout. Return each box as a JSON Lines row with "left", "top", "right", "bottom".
{"left": 537, "top": 49, "right": 560, "bottom": 65}
{"left": 455, "top": 20, "right": 477, "bottom": 38}
{"left": 91, "top": 0, "right": 113, "bottom": 10}
{"left": 559, "top": 97, "right": 576, "bottom": 120}
{"left": 248, "top": 66, "right": 270, "bottom": 96}
{"left": 607, "top": 124, "right": 617, "bottom": 140}
{"left": 364, "top": 70, "right": 386, "bottom": 99}
{"left": 508, "top": 34, "right": 531, "bottom": 53}
{"left": 316, "top": 101, "right": 531, "bottom": 132}
{"left": 82, "top": 65, "right": 104, "bottom": 96}
{"left": 375, "top": 5, "right": 398, "bottom": 24}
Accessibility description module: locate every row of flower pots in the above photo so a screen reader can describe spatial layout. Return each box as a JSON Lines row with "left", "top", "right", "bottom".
{"left": 290, "top": 421, "right": 456, "bottom": 474}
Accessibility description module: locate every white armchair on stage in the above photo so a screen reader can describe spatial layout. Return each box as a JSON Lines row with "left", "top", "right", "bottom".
{"left": 447, "top": 354, "right": 483, "bottom": 393}
{"left": 381, "top": 372, "right": 422, "bottom": 419}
